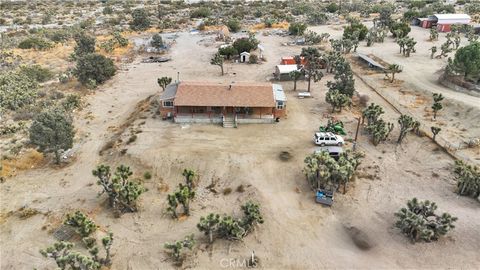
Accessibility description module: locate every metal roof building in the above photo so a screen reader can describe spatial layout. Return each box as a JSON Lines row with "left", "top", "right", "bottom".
{"left": 429, "top": 14, "right": 471, "bottom": 25}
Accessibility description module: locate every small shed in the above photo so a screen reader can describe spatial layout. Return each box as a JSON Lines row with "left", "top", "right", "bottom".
{"left": 274, "top": 65, "right": 301, "bottom": 81}
{"left": 240, "top": 52, "right": 250, "bottom": 63}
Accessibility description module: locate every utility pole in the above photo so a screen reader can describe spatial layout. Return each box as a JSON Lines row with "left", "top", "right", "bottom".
{"left": 353, "top": 117, "right": 361, "bottom": 151}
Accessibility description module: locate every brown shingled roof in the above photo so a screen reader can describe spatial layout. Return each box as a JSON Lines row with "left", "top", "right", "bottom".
{"left": 173, "top": 81, "right": 275, "bottom": 107}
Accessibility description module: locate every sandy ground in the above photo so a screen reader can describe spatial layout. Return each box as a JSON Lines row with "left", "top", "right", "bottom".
{"left": 1, "top": 30, "right": 480, "bottom": 269}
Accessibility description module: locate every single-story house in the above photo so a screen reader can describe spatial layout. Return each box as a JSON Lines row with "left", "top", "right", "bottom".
{"left": 159, "top": 81, "right": 287, "bottom": 125}
{"left": 423, "top": 14, "right": 471, "bottom": 32}
{"left": 274, "top": 64, "right": 301, "bottom": 81}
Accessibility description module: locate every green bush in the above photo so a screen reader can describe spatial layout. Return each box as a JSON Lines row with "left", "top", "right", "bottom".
{"left": 226, "top": 19, "right": 241, "bottom": 32}
{"left": 190, "top": 7, "right": 211, "bottom": 18}
{"left": 289, "top": 22, "right": 307, "bottom": 35}
{"left": 74, "top": 53, "right": 116, "bottom": 86}
{"left": 143, "top": 171, "right": 152, "bottom": 180}
{"left": 18, "top": 37, "right": 53, "bottom": 50}
{"left": 19, "top": 65, "right": 54, "bottom": 83}
{"left": 130, "top": 8, "right": 151, "bottom": 31}
{"left": 343, "top": 22, "right": 368, "bottom": 41}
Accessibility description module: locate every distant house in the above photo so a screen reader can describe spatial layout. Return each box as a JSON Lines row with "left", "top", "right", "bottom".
{"left": 422, "top": 14, "right": 471, "bottom": 32}
{"left": 158, "top": 82, "right": 287, "bottom": 126}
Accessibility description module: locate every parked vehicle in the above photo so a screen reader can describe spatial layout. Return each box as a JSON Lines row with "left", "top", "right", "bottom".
{"left": 316, "top": 188, "right": 334, "bottom": 206}
{"left": 314, "top": 146, "right": 343, "bottom": 160}
{"left": 313, "top": 132, "right": 344, "bottom": 146}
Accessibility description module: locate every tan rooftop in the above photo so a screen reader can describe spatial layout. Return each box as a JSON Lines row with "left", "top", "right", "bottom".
{"left": 173, "top": 81, "right": 276, "bottom": 107}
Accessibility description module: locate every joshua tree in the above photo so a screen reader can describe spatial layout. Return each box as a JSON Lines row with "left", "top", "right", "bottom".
{"left": 101, "top": 232, "right": 114, "bottom": 266}
{"left": 157, "top": 76, "right": 172, "bottom": 91}
{"left": 64, "top": 211, "right": 97, "bottom": 238}
{"left": 182, "top": 168, "right": 197, "bottom": 190}
{"left": 218, "top": 215, "right": 247, "bottom": 241}
{"left": 197, "top": 213, "right": 220, "bottom": 244}
{"left": 397, "top": 114, "right": 416, "bottom": 144}
{"left": 438, "top": 41, "right": 453, "bottom": 58}
{"left": 454, "top": 34, "right": 461, "bottom": 50}
{"left": 40, "top": 241, "right": 100, "bottom": 270}
{"left": 366, "top": 119, "right": 394, "bottom": 146}
{"left": 431, "top": 93, "right": 444, "bottom": 119}
{"left": 175, "top": 184, "right": 195, "bottom": 216}
{"left": 289, "top": 70, "right": 302, "bottom": 91}
{"left": 210, "top": 53, "right": 224, "bottom": 76}
{"left": 429, "top": 46, "right": 437, "bottom": 59}
{"left": 303, "top": 150, "right": 363, "bottom": 193}
{"left": 164, "top": 234, "right": 196, "bottom": 265}
{"left": 453, "top": 160, "right": 480, "bottom": 199}
{"left": 386, "top": 64, "right": 402, "bottom": 83}
{"left": 325, "top": 89, "right": 351, "bottom": 112}
{"left": 429, "top": 28, "right": 438, "bottom": 41}
{"left": 431, "top": 126, "right": 441, "bottom": 141}
{"left": 92, "top": 164, "right": 147, "bottom": 215}
{"left": 167, "top": 194, "right": 179, "bottom": 219}
{"left": 327, "top": 57, "right": 355, "bottom": 97}
{"left": 300, "top": 47, "right": 324, "bottom": 92}
{"left": 240, "top": 201, "right": 264, "bottom": 233}
{"left": 394, "top": 198, "right": 457, "bottom": 242}
{"left": 404, "top": 37, "right": 417, "bottom": 57}
{"left": 362, "top": 103, "right": 384, "bottom": 125}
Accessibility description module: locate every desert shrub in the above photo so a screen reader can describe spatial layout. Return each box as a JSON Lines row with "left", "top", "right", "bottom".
{"left": 325, "top": 2, "right": 340, "bottom": 13}
{"left": 190, "top": 7, "right": 211, "bottom": 18}
{"left": 343, "top": 22, "right": 368, "bottom": 41}
{"left": 449, "top": 42, "right": 480, "bottom": 84}
{"left": 18, "top": 37, "right": 53, "bottom": 50}
{"left": 226, "top": 19, "right": 241, "bottom": 32}
{"left": 19, "top": 65, "right": 54, "bottom": 83}
{"left": 127, "top": 134, "right": 137, "bottom": 144}
{"left": 0, "top": 70, "right": 38, "bottom": 111}
{"left": 389, "top": 21, "right": 411, "bottom": 38}
{"left": 61, "top": 94, "right": 82, "bottom": 111}
{"left": 150, "top": 33, "right": 163, "bottom": 49}
{"left": 74, "top": 53, "right": 116, "bottom": 86}
{"left": 289, "top": 22, "right": 307, "bottom": 35}
{"left": 143, "top": 171, "right": 152, "bottom": 180}
{"left": 73, "top": 32, "right": 96, "bottom": 58}
{"left": 218, "top": 46, "right": 237, "bottom": 60}
{"left": 47, "top": 29, "right": 72, "bottom": 44}
{"left": 130, "top": 8, "right": 151, "bottom": 31}
{"left": 29, "top": 108, "right": 74, "bottom": 164}
{"left": 222, "top": 187, "right": 232, "bottom": 195}
{"left": 248, "top": 54, "right": 258, "bottom": 64}
{"left": 232, "top": 37, "right": 258, "bottom": 54}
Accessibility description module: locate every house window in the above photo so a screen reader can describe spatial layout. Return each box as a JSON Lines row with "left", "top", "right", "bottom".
{"left": 163, "top": 101, "right": 174, "bottom": 108}
{"left": 276, "top": 101, "right": 285, "bottom": 110}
